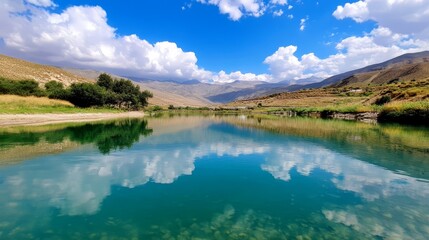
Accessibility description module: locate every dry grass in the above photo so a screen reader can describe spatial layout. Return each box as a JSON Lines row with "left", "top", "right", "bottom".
{"left": 0, "top": 54, "right": 91, "bottom": 86}
{"left": 0, "top": 95, "right": 78, "bottom": 114}
{"left": 0, "top": 94, "right": 73, "bottom": 106}
{"left": 229, "top": 77, "right": 429, "bottom": 112}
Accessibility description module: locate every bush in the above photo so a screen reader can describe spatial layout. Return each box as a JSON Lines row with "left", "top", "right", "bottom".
{"left": 0, "top": 74, "right": 153, "bottom": 110}
{"left": 0, "top": 78, "right": 45, "bottom": 96}
{"left": 45, "top": 81, "right": 70, "bottom": 100}
{"left": 375, "top": 95, "right": 391, "bottom": 105}
{"left": 68, "top": 83, "right": 107, "bottom": 107}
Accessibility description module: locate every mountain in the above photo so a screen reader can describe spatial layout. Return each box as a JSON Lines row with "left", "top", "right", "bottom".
{"left": 127, "top": 76, "right": 323, "bottom": 105}
{"left": 228, "top": 51, "right": 429, "bottom": 108}
{"left": 62, "top": 69, "right": 212, "bottom": 107}
{"left": 0, "top": 55, "right": 210, "bottom": 107}
{"left": 302, "top": 51, "right": 429, "bottom": 89}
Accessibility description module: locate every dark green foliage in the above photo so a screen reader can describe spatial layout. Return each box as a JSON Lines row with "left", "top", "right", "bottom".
{"left": 45, "top": 81, "right": 64, "bottom": 92}
{"left": 0, "top": 119, "right": 153, "bottom": 154}
{"left": 378, "top": 108, "right": 429, "bottom": 125}
{"left": 0, "top": 74, "right": 152, "bottom": 109}
{"left": 45, "top": 81, "right": 70, "bottom": 100}
{"left": 97, "top": 73, "right": 114, "bottom": 90}
{"left": 151, "top": 105, "right": 163, "bottom": 111}
{"left": 168, "top": 105, "right": 175, "bottom": 110}
{"left": 96, "top": 75, "right": 152, "bottom": 109}
{"left": 375, "top": 95, "right": 391, "bottom": 105}
{"left": 0, "top": 78, "right": 45, "bottom": 96}
{"left": 68, "top": 83, "right": 106, "bottom": 107}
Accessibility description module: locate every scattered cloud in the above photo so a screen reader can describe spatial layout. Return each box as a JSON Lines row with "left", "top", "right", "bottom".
{"left": 196, "top": 0, "right": 291, "bottom": 21}
{"left": 270, "top": 0, "right": 287, "bottom": 5}
{"left": 273, "top": 9, "right": 283, "bottom": 17}
{"left": 25, "top": 0, "right": 55, "bottom": 7}
{"left": 299, "top": 17, "right": 308, "bottom": 31}
{"left": 196, "top": 0, "right": 266, "bottom": 21}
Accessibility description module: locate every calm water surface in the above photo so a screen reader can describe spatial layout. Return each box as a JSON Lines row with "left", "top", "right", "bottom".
{"left": 0, "top": 116, "right": 428, "bottom": 239}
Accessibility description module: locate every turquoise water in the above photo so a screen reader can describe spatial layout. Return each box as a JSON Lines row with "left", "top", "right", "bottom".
{"left": 0, "top": 116, "right": 428, "bottom": 239}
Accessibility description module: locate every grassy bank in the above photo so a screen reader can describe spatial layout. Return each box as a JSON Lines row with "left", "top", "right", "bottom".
{"left": 0, "top": 95, "right": 121, "bottom": 114}
{"left": 378, "top": 100, "right": 429, "bottom": 125}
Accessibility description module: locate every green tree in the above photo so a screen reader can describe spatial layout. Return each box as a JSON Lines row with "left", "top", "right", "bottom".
{"left": 97, "top": 73, "right": 114, "bottom": 90}
{"left": 68, "top": 83, "right": 106, "bottom": 107}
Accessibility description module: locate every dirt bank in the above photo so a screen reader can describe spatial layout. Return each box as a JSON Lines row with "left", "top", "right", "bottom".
{"left": 0, "top": 111, "right": 145, "bottom": 127}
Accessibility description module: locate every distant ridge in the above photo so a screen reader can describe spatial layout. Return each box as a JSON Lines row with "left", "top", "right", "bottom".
{"left": 303, "top": 51, "right": 429, "bottom": 89}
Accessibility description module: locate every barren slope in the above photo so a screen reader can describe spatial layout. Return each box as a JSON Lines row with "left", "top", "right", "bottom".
{"left": 0, "top": 54, "right": 90, "bottom": 86}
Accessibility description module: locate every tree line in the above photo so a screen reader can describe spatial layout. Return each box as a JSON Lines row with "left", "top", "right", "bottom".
{"left": 0, "top": 74, "right": 152, "bottom": 110}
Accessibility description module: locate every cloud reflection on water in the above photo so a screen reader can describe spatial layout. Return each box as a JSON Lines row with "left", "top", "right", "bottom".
{"left": 0, "top": 118, "right": 428, "bottom": 239}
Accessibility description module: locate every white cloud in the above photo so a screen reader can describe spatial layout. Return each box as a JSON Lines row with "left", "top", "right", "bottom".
{"left": 270, "top": 0, "right": 287, "bottom": 5}
{"left": 0, "top": 0, "right": 278, "bottom": 84}
{"left": 263, "top": 25, "right": 428, "bottom": 82}
{"left": 273, "top": 9, "right": 283, "bottom": 17}
{"left": 264, "top": 46, "right": 304, "bottom": 81}
{"left": 196, "top": 0, "right": 289, "bottom": 21}
{"left": 333, "top": 0, "right": 369, "bottom": 22}
{"left": 196, "top": 0, "right": 266, "bottom": 21}
{"left": 333, "top": 0, "right": 429, "bottom": 37}
{"left": 0, "top": 1, "right": 219, "bottom": 83}
{"left": 299, "top": 17, "right": 307, "bottom": 31}
{"left": 213, "top": 70, "right": 272, "bottom": 83}
{"left": 25, "top": 0, "right": 55, "bottom": 7}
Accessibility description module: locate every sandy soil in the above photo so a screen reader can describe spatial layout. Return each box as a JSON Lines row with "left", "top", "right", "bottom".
{"left": 0, "top": 111, "right": 145, "bottom": 127}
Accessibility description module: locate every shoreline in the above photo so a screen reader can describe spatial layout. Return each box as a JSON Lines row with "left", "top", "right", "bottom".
{"left": 0, "top": 111, "right": 145, "bottom": 127}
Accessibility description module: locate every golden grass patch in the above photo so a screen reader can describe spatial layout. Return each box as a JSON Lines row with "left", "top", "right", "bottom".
{"left": 0, "top": 94, "right": 73, "bottom": 106}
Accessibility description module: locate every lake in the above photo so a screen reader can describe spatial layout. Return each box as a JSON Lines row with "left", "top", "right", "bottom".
{"left": 0, "top": 115, "right": 428, "bottom": 239}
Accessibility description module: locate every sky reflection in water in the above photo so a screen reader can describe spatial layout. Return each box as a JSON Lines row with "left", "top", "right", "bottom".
{"left": 0, "top": 116, "right": 428, "bottom": 239}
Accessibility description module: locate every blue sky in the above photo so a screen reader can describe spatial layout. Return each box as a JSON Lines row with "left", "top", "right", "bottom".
{"left": 52, "top": 0, "right": 375, "bottom": 74}
{"left": 0, "top": 0, "right": 428, "bottom": 83}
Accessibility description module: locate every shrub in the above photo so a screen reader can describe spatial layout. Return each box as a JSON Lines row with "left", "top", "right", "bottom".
{"left": 68, "top": 83, "right": 107, "bottom": 107}
{"left": 375, "top": 95, "right": 391, "bottom": 105}
{"left": 0, "top": 78, "right": 45, "bottom": 96}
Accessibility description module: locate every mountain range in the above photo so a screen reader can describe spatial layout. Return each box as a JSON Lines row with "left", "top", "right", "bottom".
{"left": 1, "top": 51, "right": 428, "bottom": 107}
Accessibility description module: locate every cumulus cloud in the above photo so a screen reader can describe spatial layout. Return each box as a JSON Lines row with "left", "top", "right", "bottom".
{"left": 333, "top": 0, "right": 429, "bottom": 37}
{"left": 196, "top": 0, "right": 289, "bottom": 21}
{"left": 263, "top": 25, "right": 428, "bottom": 82}
{"left": 281, "top": 0, "right": 427, "bottom": 83}
{"left": 332, "top": 0, "right": 368, "bottom": 22}
{"left": 0, "top": 1, "right": 216, "bottom": 82}
{"left": 0, "top": 0, "right": 276, "bottom": 83}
